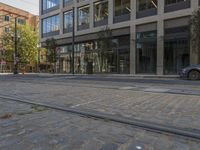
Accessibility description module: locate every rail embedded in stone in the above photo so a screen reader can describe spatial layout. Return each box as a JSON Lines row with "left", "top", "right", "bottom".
{"left": 0, "top": 94, "right": 200, "bottom": 141}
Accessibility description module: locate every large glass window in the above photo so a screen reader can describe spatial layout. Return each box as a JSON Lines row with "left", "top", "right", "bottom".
{"left": 136, "top": 31, "right": 157, "bottom": 74}
{"left": 78, "top": 5, "right": 90, "bottom": 29}
{"left": 114, "top": 0, "right": 130, "bottom": 17}
{"left": 164, "top": 0, "right": 190, "bottom": 12}
{"left": 165, "top": 0, "right": 186, "bottom": 5}
{"left": 137, "top": 0, "right": 157, "bottom": 11}
{"left": 17, "top": 18, "right": 26, "bottom": 25}
{"left": 64, "top": 11, "right": 73, "bottom": 33}
{"left": 164, "top": 26, "right": 190, "bottom": 75}
{"left": 42, "top": 15, "right": 60, "bottom": 36}
{"left": 42, "top": 0, "right": 59, "bottom": 10}
{"left": 94, "top": 1, "right": 108, "bottom": 22}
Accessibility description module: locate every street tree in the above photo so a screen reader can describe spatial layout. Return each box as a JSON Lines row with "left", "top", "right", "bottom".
{"left": 190, "top": 8, "right": 200, "bottom": 63}
{"left": 97, "top": 27, "right": 114, "bottom": 72}
{"left": 45, "top": 38, "right": 57, "bottom": 73}
{"left": 1, "top": 23, "right": 38, "bottom": 66}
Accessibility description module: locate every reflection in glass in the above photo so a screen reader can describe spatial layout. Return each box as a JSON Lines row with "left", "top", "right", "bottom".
{"left": 78, "top": 6, "right": 90, "bottom": 26}
{"left": 136, "top": 31, "right": 157, "bottom": 74}
{"left": 164, "top": 26, "right": 190, "bottom": 74}
{"left": 43, "top": 0, "right": 59, "bottom": 10}
{"left": 64, "top": 11, "right": 73, "bottom": 32}
{"left": 137, "top": 0, "right": 157, "bottom": 11}
{"left": 94, "top": 1, "right": 108, "bottom": 22}
{"left": 114, "top": 0, "right": 131, "bottom": 16}
{"left": 42, "top": 15, "right": 60, "bottom": 34}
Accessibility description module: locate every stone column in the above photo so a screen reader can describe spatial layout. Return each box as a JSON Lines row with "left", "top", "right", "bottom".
{"left": 59, "top": 0, "right": 64, "bottom": 35}
{"left": 156, "top": 0, "right": 164, "bottom": 75}
{"left": 190, "top": 0, "right": 199, "bottom": 65}
{"left": 130, "top": 0, "right": 137, "bottom": 74}
{"left": 108, "top": 0, "right": 114, "bottom": 26}
{"left": 89, "top": 0, "right": 94, "bottom": 29}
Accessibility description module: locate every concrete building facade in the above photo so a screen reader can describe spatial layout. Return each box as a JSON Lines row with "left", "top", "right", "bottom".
{"left": 39, "top": 0, "right": 200, "bottom": 75}
{"left": 0, "top": 2, "right": 39, "bottom": 73}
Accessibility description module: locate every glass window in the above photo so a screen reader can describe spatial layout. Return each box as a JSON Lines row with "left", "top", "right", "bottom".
{"left": 137, "top": 0, "right": 157, "bottom": 11}
{"left": 165, "top": 0, "right": 186, "bottom": 5}
{"left": 136, "top": 31, "right": 157, "bottom": 74}
{"left": 4, "top": 15, "right": 10, "bottom": 21}
{"left": 42, "top": 15, "right": 60, "bottom": 34}
{"left": 43, "top": 0, "right": 59, "bottom": 10}
{"left": 78, "top": 5, "right": 90, "bottom": 26}
{"left": 65, "top": 0, "right": 73, "bottom": 3}
{"left": 77, "top": 0, "right": 86, "bottom": 2}
{"left": 94, "top": 1, "right": 108, "bottom": 22}
{"left": 4, "top": 27, "right": 9, "bottom": 32}
{"left": 164, "top": 26, "right": 190, "bottom": 75}
{"left": 114, "top": 0, "right": 130, "bottom": 17}
{"left": 17, "top": 18, "right": 26, "bottom": 25}
{"left": 64, "top": 11, "right": 73, "bottom": 31}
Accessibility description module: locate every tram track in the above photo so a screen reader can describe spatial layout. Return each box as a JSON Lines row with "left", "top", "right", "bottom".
{"left": 0, "top": 94, "right": 200, "bottom": 141}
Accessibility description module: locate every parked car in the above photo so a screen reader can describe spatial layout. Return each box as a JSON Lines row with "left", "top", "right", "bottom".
{"left": 180, "top": 64, "right": 200, "bottom": 80}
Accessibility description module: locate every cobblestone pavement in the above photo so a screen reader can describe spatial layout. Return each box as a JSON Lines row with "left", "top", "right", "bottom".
{"left": 0, "top": 75, "right": 200, "bottom": 149}
{"left": 1, "top": 99, "right": 200, "bottom": 150}
{"left": 0, "top": 76, "right": 200, "bottom": 131}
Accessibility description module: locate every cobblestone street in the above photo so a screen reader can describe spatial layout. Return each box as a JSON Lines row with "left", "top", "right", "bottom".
{"left": 0, "top": 75, "right": 200, "bottom": 149}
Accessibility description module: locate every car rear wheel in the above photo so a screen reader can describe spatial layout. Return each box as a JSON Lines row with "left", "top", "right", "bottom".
{"left": 188, "top": 70, "right": 200, "bottom": 80}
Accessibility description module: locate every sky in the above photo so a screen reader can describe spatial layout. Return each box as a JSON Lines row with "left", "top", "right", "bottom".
{"left": 0, "top": 0, "right": 39, "bottom": 15}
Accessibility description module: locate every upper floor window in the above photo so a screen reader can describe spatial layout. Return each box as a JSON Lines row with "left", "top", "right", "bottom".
{"left": 42, "top": 15, "right": 60, "bottom": 35}
{"left": 77, "top": 0, "right": 86, "bottom": 2}
{"left": 78, "top": 5, "right": 90, "bottom": 27}
{"left": 137, "top": 0, "right": 157, "bottom": 11}
{"left": 64, "top": 0, "right": 73, "bottom": 6}
{"left": 4, "top": 27, "right": 9, "bottom": 33}
{"left": 114, "top": 0, "right": 130, "bottom": 17}
{"left": 17, "top": 18, "right": 26, "bottom": 25}
{"left": 42, "top": 0, "right": 59, "bottom": 10}
{"left": 165, "top": 0, "right": 186, "bottom": 5}
{"left": 64, "top": 11, "right": 73, "bottom": 33}
{"left": 94, "top": 1, "right": 108, "bottom": 22}
{"left": 4, "top": 15, "right": 10, "bottom": 21}
{"left": 164, "top": 0, "right": 190, "bottom": 12}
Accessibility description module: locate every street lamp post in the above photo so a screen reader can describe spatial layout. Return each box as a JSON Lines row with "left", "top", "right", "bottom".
{"left": 13, "top": 17, "right": 18, "bottom": 74}
{"left": 72, "top": 7, "right": 75, "bottom": 75}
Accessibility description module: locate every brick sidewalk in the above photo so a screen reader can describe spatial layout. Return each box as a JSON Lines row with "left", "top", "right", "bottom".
{"left": 1, "top": 99, "right": 200, "bottom": 150}
{"left": 0, "top": 80, "right": 200, "bottom": 132}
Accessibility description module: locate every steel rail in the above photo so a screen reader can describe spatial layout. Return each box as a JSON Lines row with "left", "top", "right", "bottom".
{"left": 0, "top": 94, "right": 200, "bottom": 141}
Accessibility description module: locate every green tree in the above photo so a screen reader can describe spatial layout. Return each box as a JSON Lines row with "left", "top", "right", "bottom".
{"left": 45, "top": 38, "right": 57, "bottom": 73}
{"left": 190, "top": 8, "right": 200, "bottom": 63}
{"left": 1, "top": 24, "right": 38, "bottom": 65}
{"left": 97, "top": 27, "right": 114, "bottom": 72}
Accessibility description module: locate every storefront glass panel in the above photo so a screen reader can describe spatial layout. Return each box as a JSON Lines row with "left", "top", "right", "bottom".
{"left": 136, "top": 31, "right": 157, "bottom": 74}
{"left": 164, "top": 26, "right": 190, "bottom": 74}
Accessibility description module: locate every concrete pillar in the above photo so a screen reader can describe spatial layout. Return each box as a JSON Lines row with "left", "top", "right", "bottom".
{"left": 130, "top": 0, "right": 137, "bottom": 74}
{"left": 108, "top": 0, "right": 114, "bottom": 26}
{"left": 190, "top": 0, "right": 199, "bottom": 64}
{"left": 89, "top": 0, "right": 94, "bottom": 29}
{"left": 59, "top": 0, "right": 64, "bottom": 35}
{"left": 156, "top": 0, "right": 164, "bottom": 75}
{"left": 191, "top": 0, "right": 199, "bottom": 10}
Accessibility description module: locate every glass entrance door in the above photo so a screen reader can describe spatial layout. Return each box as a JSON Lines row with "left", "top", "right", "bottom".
{"left": 136, "top": 42, "right": 157, "bottom": 74}
{"left": 164, "top": 38, "right": 189, "bottom": 75}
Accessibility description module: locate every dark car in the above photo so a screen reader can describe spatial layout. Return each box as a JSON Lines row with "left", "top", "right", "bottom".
{"left": 180, "top": 64, "right": 200, "bottom": 80}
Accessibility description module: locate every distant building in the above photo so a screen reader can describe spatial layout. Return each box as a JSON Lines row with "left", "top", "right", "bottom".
{"left": 0, "top": 2, "right": 39, "bottom": 73}
{"left": 39, "top": 0, "right": 200, "bottom": 75}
